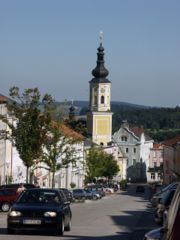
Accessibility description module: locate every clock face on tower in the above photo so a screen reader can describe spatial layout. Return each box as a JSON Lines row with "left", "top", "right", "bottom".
{"left": 101, "top": 88, "right": 105, "bottom": 93}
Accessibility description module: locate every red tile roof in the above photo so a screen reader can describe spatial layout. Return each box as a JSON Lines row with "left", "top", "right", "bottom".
{"left": 129, "top": 126, "right": 152, "bottom": 140}
{"left": 162, "top": 135, "right": 180, "bottom": 147}
{"left": 51, "top": 121, "right": 84, "bottom": 141}
{"left": 0, "top": 94, "right": 9, "bottom": 103}
{"left": 153, "top": 143, "right": 163, "bottom": 149}
{"left": 60, "top": 124, "right": 84, "bottom": 141}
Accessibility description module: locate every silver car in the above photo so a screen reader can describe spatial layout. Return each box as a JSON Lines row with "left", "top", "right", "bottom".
{"left": 144, "top": 183, "right": 180, "bottom": 240}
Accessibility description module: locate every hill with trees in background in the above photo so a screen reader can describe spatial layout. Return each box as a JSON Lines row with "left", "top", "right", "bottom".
{"left": 52, "top": 100, "right": 180, "bottom": 142}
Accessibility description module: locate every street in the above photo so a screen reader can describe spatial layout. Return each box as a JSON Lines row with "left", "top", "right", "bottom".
{"left": 0, "top": 185, "right": 157, "bottom": 240}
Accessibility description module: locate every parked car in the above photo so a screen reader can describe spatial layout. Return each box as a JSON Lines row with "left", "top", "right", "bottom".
{"left": 154, "top": 188, "right": 176, "bottom": 225}
{"left": 144, "top": 183, "right": 180, "bottom": 240}
{"left": 84, "top": 189, "right": 100, "bottom": 200}
{"left": 86, "top": 185, "right": 105, "bottom": 197}
{"left": 150, "top": 182, "right": 178, "bottom": 207}
{"left": 7, "top": 188, "right": 72, "bottom": 235}
{"left": 59, "top": 188, "right": 73, "bottom": 202}
{"left": 136, "top": 185, "right": 145, "bottom": 194}
{"left": 72, "top": 189, "right": 87, "bottom": 200}
{"left": 0, "top": 188, "right": 20, "bottom": 212}
{"left": 0, "top": 183, "right": 37, "bottom": 190}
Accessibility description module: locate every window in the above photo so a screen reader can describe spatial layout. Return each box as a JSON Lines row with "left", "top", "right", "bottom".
{"left": 101, "top": 95, "right": 104, "bottom": 104}
{"left": 121, "top": 136, "right": 127, "bottom": 141}
{"left": 158, "top": 173, "right": 162, "bottom": 179}
{"left": 133, "top": 148, "right": 136, "bottom": 153}
{"left": 151, "top": 173, "right": 155, "bottom": 179}
{"left": 126, "top": 148, "right": 128, "bottom": 153}
{"left": 133, "top": 159, "right": 136, "bottom": 165}
{"left": 154, "top": 162, "right": 157, "bottom": 167}
{"left": 94, "top": 95, "right": 97, "bottom": 105}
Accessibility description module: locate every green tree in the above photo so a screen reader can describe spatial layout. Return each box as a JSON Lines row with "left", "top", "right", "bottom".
{"left": 85, "top": 147, "right": 119, "bottom": 182}
{"left": 42, "top": 122, "right": 80, "bottom": 188}
{"left": 0, "top": 87, "right": 53, "bottom": 183}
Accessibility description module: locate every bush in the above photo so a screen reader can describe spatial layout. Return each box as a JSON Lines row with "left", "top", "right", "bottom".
{"left": 70, "top": 182, "right": 76, "bottom": 189}
{"left": 120, "top": 180, "right": 128, "bottom": 190}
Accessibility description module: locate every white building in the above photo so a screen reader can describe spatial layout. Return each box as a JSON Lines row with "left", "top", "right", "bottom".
{"left": 0, "top": 95, "right": 13, "bottom": 184}
{"left": 103, "top": 142, "right": 127, "bottom": 181}
{"left": 34, "top": 124, "right": 85, "bottom": 189}
{"left": 113, "top": 120, "right": 153, "bottom": 182}
{"left": 0, "top": 94, "right": 26, "bottom": 185}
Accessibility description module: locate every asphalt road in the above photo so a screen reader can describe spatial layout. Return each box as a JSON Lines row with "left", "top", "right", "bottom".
{"left": 0, "top": 185, "right": 157, "bottom": 240}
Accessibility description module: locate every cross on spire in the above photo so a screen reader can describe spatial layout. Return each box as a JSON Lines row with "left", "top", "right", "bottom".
{"left": 99, "top": 31, "right": 103, "bottom": 44}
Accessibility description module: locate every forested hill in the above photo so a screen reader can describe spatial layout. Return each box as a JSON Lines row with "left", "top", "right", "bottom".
{"left": 111, "top": 104, "right": 180, "bottom": 141}
{"left": 53, "top": 100, "right": 180, "bottom": 142}
{"left": 78, "top": 101, "right": 180, "bottom": 141}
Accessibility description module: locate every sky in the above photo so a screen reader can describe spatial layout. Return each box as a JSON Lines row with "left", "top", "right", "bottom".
{"left": 0, "top": 0, "right": 180, "bottom": 107}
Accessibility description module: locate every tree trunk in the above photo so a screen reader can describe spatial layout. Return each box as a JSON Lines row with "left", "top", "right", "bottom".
{"left": 52, "top": 172, "right": 55, "bottom": 188}
{"left": 26, "top": 167, "right": 29, "bottom": 183}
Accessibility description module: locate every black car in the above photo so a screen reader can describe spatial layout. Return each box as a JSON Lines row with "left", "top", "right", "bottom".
{"left": 7, "top": 188, "right": 72, "bottom": 236}
{"left": 136, "top": 185, "right": 145, "bottom": 193}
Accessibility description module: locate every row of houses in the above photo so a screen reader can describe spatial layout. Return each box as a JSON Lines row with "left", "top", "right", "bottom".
{"left": 0, "top": 94, "right": 180, "bottom": 188}
{"left": 113, "top": 120, "right": 180, "bottom": 184}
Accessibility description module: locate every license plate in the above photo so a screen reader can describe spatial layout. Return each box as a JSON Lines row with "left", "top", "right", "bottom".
{"left": 23, "top": 219, "right": 41, "bottom": 225}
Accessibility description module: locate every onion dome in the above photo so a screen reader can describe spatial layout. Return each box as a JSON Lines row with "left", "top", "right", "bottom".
{"left": 92, "top": 43, "right": 109, "bottom": 78}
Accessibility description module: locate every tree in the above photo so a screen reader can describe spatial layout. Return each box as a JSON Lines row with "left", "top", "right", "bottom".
{"left": 42, "top": 122, "right": 81, "bottom": 188}
{"left": 0, "top": 87, "right": 54, "bottom": 183}
{"left": 85, "top": 147, "right": 119, "bottom": 183}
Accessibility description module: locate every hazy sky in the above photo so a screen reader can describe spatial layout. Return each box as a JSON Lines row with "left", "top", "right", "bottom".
{"left": 0, "top": 0, "right": 180, "bottom": 107}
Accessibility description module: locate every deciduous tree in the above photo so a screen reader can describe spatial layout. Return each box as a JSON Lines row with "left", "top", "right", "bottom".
{"left": 0, "top": 87, "right": 53, "bottom": 183}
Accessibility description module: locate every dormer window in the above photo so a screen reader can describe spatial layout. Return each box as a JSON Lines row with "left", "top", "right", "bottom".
{"left": 121, "top": 136, "right": 127, "bottom": 141}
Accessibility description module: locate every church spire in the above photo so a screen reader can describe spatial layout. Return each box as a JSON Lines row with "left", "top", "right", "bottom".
{"left": 91, "top": 32, "right": 110, "bottom": 81}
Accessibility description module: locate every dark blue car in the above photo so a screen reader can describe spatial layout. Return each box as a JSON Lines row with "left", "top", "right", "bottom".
{"left": 7, "top": 188, "right": 72, "bottom": 236}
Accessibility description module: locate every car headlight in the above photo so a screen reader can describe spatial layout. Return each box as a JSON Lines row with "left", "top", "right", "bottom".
{"left": 9, "top": 211, "right": 22, "bottom": 217}
{"left": 44, "top": 211, "right": 57, "bottom": 217}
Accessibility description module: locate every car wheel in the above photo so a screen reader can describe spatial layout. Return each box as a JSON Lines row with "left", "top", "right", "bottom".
{"left": 1, "top": 202, "right": 10, "bottom": 212}
{"left": 7, "top": 228, "right": 15, "bottom": 234}
{"left": 57, "top": 218, "right": 64, "bottom": 236}
{"left": 64, "top": 219, "right": 71, "bottom": 231}
{"left": 93, "top": 195, "right": 98, "bottom": 200}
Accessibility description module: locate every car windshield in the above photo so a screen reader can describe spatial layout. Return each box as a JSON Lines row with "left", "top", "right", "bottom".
{"left": 17, "top": 190, "right": 61, "bottom": 204}
{"left": 160, "top": 190, "right": 176, "bottom": 206}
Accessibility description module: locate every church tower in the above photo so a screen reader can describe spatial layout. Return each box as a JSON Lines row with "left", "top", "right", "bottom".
{"left": 87, "top": 33, "right": 113, "bottom": 146}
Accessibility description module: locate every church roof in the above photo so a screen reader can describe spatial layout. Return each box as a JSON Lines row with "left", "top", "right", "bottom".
{"left": 90, "top": 42, "right": 111, "bottom": 84}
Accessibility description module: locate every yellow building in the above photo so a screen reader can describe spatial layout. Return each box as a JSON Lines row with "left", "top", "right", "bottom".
{"left": 87, "top": 37, "right": 113, "bottom": 146}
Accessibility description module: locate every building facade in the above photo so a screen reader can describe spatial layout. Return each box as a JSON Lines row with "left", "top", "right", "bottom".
{"left": 163, "top": 136, "right": 180, "bottom": 184}
{"left": 0, "top": 95, "right": 14, "bottom": 184}
{"left": 147, "top": 143, "right": 163, "bottom": 183}
{"left": 113, "top": 121, "right": 153, "bottom": 182}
